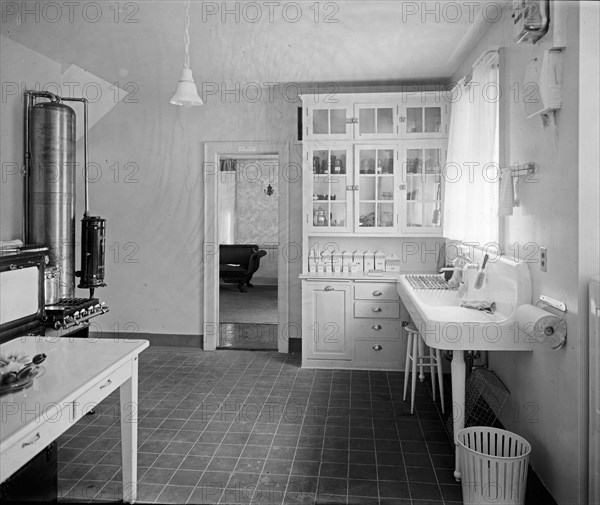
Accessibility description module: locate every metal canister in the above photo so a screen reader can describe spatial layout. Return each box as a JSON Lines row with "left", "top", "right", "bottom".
{"left": 44, "top": 267, "right": 60, "bottom": 305}
{"left": 28, "top": 101, "right": 76, "bottom": 299}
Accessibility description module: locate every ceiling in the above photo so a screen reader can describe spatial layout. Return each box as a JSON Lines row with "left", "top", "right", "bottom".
{"left": 1, "top": 1, "right": 505, "bottom": 92}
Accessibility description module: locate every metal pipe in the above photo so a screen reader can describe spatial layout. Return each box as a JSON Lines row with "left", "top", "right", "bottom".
{"left": 60, "top": 97, "right": 89, "bottom": 215}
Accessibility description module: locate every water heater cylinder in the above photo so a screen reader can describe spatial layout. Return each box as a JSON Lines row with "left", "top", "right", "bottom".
{"left": 78, "top": 216, "right": 106, "bottom": 289}
{"left": 28, "top": 102, "right": 76, "bottom": 299}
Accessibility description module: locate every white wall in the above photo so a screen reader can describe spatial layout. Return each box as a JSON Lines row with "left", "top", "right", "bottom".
{"left": 452, "top": 4, "right": 587, "bottom": 504}
{"left": 0, "top": 34, "right": 300, "bottom": 338}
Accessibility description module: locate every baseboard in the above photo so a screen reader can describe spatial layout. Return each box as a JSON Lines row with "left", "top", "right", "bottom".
{"left": 93, "top": 332, "right": 204, "bottom": 349}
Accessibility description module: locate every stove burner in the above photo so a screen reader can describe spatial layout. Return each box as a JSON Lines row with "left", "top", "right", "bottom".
{"left": 45, "top": 297, "right": 108, "bottom": 329}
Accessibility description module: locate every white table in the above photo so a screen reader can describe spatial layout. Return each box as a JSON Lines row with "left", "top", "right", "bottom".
{"left": 1, "top": 337, "right": 149, "bottom": 503}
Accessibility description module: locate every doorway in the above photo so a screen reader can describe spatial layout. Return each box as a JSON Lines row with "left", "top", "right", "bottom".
{"left": 217, "top": 156, "right": 279, "bottom": 350}
{"left": 203, "top": 142, "right": 291, "bottom": 352}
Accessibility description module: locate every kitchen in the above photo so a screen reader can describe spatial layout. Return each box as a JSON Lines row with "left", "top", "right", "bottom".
{"left": 1, "top": 1, "right": 599, "bottom": 504}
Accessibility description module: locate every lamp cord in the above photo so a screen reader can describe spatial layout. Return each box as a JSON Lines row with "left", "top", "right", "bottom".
{"left": 184, "top": 0, "right": 191, "bottom": 69}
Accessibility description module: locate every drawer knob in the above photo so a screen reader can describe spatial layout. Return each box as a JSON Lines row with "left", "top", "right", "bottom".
{"left": 324, "top": 285, "right": 334, "bottom": 291}
{"left": 372, "top": 290, "right": 382, "bottom": 297}
{"left": 22, "top": 432, "right": 41, "bottom": 448}
{"left": 372, "top": 324, "right": 382, "bottom": 330}
{"left": 371, "top": 307, "right": 382, "bottom": 312}
{"left": 99, "top": 378, "right": 113, "bottom": 390}
{"left": 372, "top": 345, "right": 383, "bottom": 351}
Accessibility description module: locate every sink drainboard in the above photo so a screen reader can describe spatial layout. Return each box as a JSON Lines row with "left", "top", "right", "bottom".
{"left": 406, "top": 274, "right": 450, "bottom": 290}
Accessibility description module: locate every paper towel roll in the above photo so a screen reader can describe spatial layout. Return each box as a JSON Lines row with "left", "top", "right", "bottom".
{"left": 515, "top": 304, "right": 567, "bottom": 350}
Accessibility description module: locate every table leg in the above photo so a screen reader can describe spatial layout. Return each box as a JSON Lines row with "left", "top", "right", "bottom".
{"left": 451, "top": 350, "right": 466, "bottom": 481}
{"left": 120, "top": 357, "right": 139, "bottom": 503}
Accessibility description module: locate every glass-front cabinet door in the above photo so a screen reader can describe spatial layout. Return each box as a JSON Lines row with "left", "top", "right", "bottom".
{"left": 400, "top": 96, "right": 448, "bottom": 138}
{"left": 355, "top": 145, "right": 399, "bottom": 234}
{"left": 354, "top": 103, "right": 398, "bottom": 139}
{"left": 305, "top": 104, "right": 353, "bottom": 140}
{"left": 401, "top": 141, "right": 444, "bottom": 235}
{"left": 306, "top": 144, "right": 352, "bottom": 232}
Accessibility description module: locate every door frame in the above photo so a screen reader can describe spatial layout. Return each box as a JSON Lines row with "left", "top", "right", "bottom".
{"left": 203, "top": 141, "right": 290, "bottom": 352}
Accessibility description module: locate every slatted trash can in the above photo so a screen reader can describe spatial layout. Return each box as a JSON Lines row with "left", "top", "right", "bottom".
{"left": 457, "top": 427, "right": 531, "bottom": 505}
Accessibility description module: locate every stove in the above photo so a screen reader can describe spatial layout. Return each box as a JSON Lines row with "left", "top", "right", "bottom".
{"left": 45, "top": 297, "right": 109, "bottom": 330}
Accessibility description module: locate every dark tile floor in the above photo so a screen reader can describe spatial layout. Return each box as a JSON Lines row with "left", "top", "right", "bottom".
{"left": 219, "top": 323, "right": 278, "bottom": 350}
{"left": 55, "top": 346, "right": 552, "bottom": 504}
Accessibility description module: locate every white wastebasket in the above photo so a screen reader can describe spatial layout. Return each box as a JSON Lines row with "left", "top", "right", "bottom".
{"left": 457, "top": 427, "right": 531, "bottom": 505}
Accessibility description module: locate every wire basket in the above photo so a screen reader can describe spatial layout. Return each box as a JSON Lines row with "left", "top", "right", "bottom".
{"left": 446, "top": 367, "right": 510, "bottom": 439}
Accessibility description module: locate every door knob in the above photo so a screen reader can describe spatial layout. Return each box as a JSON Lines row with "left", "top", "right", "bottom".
{"left": 371, "top": 307, "right": 382, "bottom": 312}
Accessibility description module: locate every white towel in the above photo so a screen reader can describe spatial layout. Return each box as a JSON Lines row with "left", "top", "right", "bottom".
{"left": 498, "top": 167, "right": 514, "bottom": 216}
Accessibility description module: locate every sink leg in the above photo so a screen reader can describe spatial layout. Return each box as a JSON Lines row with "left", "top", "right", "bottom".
{"left": 451, "top": 350, "right": 466, "bottom": 482}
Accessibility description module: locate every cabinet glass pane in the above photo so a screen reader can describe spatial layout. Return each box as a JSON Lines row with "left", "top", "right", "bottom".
{"left": 406, "top": 149, "right": 423, "bottom": 174}
{"left": 407, "top": 108, "right": 423, "bottom": 133}
{"left": 359, "top": 176, "right": 376, "bottom": 200}
{"left": 359, "top": 149, "right": 377, "bottom": 174}
{"left": 424, "top": 202, "right": 442, "bottom": 227}
{"left": 377, "top": 177, "right": 394, "bottom": 200}
{"left": 359, "top": 109, "right": 376, "bottom": 135}
{"left": 377, "top": 149, "right": 394, "bottom": 174}
{"left": 312, "top": 150, "right": 328, "bottom": 173}
{"left": 329, "top": 176, "right": 347, "bottom": 201}
{"left": 377, "top": 108, "right": 394, "bottom": 134}
{"left": 407, "top": 202, "right": 423, "bottom": 227}
{"left": 407, "top": 176, "right": 421, "bottom": 201}
{"left": 424, "top": 107, "right": 442, "bottom": 133}
{"left": 312, "top": 109, "right": 347, "bottom": 135}
{"left": 313, "top": 110, "right": 328, "bottom": 134}
{"left": 422, "top": 178, "right": 440, "bottom": 200}
{"left": 377, "top": 203, "right": 394, "bottom": 227}
{"left": 424, "top": 149, "right": 441, "bottom": 173}
{"left": 330, "top": 150, "right": 347, "bottom": 174}
{"left": 330, "top": 109, "right": 347, "bottom": 134}
{"left": 330, "top": 203, "right": 347, "bottom": 227}
{"left": 313, "top": 203, "right": 329, "bottom": 227}
{"left": 359, "top": 203, "right": 376, "bottom": 228}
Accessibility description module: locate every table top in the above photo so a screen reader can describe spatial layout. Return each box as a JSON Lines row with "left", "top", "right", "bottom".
{"left": 1, "top": 337, "right": 149, "bottom": 445}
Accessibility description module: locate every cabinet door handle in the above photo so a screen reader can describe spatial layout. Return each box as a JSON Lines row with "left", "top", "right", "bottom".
{"left": 372, "top": 325, "right": 382, "bottom": 330}
{"left": 324, "top": 286, "right": 334, "bottom": 291}
{"left": 99, "top": 378, "right": 113, "bottom": 390}
{"left": 22, "top": 432, "right": 41, "bottom": 448}
{"left": 371, "top": 307, "right": 382, "bottom": 312}
{"left": 372, "top": 345, "right": 383, "bottom": 351}
{"left": 372, "top": 290, "right": 382, "bottom": 297}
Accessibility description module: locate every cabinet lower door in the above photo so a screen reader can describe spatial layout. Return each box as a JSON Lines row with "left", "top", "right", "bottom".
{"left": 303, "top": 282, "right": 352, "bottom": 360}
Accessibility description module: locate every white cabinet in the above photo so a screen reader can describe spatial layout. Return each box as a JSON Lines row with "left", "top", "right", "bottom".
{"left": 302, "top": 281, "right": 352, "bottom": 361}
{"left": 301, "top": 93, "right": 449, "bottom": 141}
{"left": 302, "top": 278, "right": 409, "bottom": 371}
{"left": 300, "top": 91, "right": 448, "bottom": 372}
{"left": 399, "top": 95, "right": 449, "bottom": 138}
{"left": 400, "top": 140, "right": 446, "bottom": 235}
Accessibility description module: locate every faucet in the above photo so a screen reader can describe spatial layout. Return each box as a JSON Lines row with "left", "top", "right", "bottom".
{"left": 439, "top": 254, "right": 478, "bottom": 289}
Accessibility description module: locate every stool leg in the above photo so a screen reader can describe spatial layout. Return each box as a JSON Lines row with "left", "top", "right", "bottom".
{"left": 430, "top": 347, "right": 436, "bottom": 402}
{"left": 403, "top": 332, "right": 413, "bottom": 402}
{"left": 411, "top": 333, "right": 418, "bottom": 414}
{"left": 418, "top": 336, "right": 425, "bottom": 381}
{"left": 436, "top": 348, "right": 445, "bottom": 414}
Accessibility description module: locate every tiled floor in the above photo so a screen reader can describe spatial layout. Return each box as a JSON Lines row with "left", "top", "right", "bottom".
{"left": 55, "top": 346, "right": 550, "bottom": 504}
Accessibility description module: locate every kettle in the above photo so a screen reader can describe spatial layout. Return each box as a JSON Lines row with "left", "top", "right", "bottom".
{"left": 313, "top": 207, "right": 327, "bottom": 226}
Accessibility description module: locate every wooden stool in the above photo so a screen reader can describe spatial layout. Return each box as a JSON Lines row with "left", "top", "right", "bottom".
{"left": 403, "top": 323, "right": 445, "bottom": 415}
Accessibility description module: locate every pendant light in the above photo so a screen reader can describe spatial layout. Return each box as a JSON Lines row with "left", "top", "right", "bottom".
{"left": 170, "top": 0, "right": 203, "bottom": 108}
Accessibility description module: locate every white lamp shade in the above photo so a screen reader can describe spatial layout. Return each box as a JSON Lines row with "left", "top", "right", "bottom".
{"left": 170, "top": 68, "right": 203, "bottom": 108}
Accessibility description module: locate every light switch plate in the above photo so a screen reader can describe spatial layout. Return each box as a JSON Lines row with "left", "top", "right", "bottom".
{"left": 540, "top": 247, "right": 547, "bottom": 272}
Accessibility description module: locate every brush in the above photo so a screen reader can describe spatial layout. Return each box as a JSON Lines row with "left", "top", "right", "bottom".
{"left": 473, "top": 254, "right": 489, "bottom": 290}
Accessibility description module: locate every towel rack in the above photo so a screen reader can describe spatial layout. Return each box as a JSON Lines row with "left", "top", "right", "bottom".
{"left": 510, "top": 162, "right": 536, "bottom": 178}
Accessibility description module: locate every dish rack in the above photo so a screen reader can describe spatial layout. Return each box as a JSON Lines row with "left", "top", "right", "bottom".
{"left": 405, "top": 274, "right": 450, "bottom": 290}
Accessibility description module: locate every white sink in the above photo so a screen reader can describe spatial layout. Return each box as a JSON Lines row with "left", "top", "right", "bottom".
{"left": 396, "top": 254, "right": 533, "bottom": 480}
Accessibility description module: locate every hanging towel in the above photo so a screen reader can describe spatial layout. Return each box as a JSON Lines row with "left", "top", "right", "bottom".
{"left": 498, "top": 167, "right": 514, "bottom": 216}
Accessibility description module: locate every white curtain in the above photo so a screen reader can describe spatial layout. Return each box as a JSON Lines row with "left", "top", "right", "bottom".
{"left": 443, "top": 53, "right": 500, "bottom": 247}
{"left": 218, "top": 170, "right": 236, "bottom": 244}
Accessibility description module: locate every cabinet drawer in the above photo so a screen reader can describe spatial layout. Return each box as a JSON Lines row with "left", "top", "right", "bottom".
{"left": 1, "top": 402, "right": 71, "bottom": 482}
{"left": 73, "top": 361, "right": 131, "bottom": 420}
{"left": 354, "top": 339, "right": 404, "bottom": 368}
{"left": 354, "top": 301, "right": 400, "bottom": 319}
{"left": 354, "top": 282, "right": 399, "bottom": 301}
{"left": 353, "top": 318, "right": 403, "bottom": 339}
